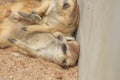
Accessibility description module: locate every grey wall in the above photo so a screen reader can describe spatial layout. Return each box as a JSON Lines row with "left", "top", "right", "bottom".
{"left": 77, "top": 0, "right": 120, "bottom": 80}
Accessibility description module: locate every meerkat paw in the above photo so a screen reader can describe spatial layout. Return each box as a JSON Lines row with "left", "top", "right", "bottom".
{"left": 18, "top": 11, "right": 41, "bottom": 22}
{"left": 22, "top": 27, "right": 27, "bottom": 31}
{"left": 8, "top": 38, "right": 17, "bottom": 44}
{"left": 53, "top": 32, "right": 64, "bottom": 40}
{"left": 21, "top": 26, "right": 33, "bottom": 32}
{"left": 53, "top": 32, "right": 63, "bottom": 37}
{"left": 21, "top": 26, "right": 35, "bottom": 32}
{"left": 21, "top": 25, "right": 42, "bottom": 32}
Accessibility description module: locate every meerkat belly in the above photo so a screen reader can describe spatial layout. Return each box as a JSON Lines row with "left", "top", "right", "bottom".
{"left": 23, "top": 33, "right": 56, "bottom": 49}
{"left": 45, "top": 12, "right": 65, "bottom": 27}
{"left": 22, "top": 33, "right": 64, "bottom": 62}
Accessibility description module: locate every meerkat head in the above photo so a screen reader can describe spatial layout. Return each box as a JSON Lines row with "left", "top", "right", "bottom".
{"left": 59, "top": 36, "right": 80, "bottom": 67}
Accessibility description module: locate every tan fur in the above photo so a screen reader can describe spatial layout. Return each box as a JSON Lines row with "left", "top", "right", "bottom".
{"left": 0, "top": 0, "right": 79, "bottom": 48}
{"left": 0, "top": 0, "right": 80, "bottom": 67}
{"left": 19, "top": 0, "right": 80, "bottom": 36}
{"left": 8, "top": 32, "right": 80, "bottom": 67}
{"left": 0, "top": 0, "right": 42, "bottom": 48}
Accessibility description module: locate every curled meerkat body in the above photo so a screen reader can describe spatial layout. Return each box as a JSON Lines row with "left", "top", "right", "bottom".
{"left": 0, "top": 0, "right": 79, "bottom": 48}
{"left": 19, "top": 0, "right": 80, "bottom": 36}
{"left": 8, "top": 32, "right": 80, "bottom": 67}
{"left": 0, "top": 0, "right": 80, "bottom": 67}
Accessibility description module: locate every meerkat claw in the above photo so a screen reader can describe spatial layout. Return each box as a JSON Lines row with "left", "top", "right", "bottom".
{"left": 22, "top": 27, "right": 27, "bottom": 31}
{"left": 8, "top": 38, "right": 17, "bottom": 44}
{"left": 18, "top": 11, "right": 41, "bottom": 22}
{"left": 18, "top": 11, "right": 29, "bottom": 18}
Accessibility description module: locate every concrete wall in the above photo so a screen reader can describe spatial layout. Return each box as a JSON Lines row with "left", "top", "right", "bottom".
{"left": 77, "top": 0, "right": 120, "bottom": 80}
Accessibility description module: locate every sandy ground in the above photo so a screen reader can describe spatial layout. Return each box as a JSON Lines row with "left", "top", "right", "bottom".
{"left": 0, "top": 47, "right": 78, "bottom": 80}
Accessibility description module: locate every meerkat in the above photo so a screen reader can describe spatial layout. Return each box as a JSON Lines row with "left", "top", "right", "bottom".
{"left": 8, "top": 32, "right": 80, "bottom": 67}
{"left": 18, "top": 0, "right": 80, "bottom": 36}
{"left": 0, "top": 0, "right": 79, "bottom": 48}
{"left": 0, "top": 0, "right": 80, "bottom": 67}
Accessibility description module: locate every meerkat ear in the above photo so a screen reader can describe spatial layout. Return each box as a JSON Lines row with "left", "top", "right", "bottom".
{"left": 63, "top": 0, "right": 71, "bottom": 9}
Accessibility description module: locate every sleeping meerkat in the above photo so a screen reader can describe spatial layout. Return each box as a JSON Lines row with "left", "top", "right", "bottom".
{"left": 18, "top": 0, "right": 80, "bottom": 36}
{"left": 0, "top": 0, "right": 79, "bottom": 48}
{"left": 0, "top": 0, "right": 80, "bottom": 67}
{"left": 8, "top": 32, "right": 80, "bottom": 67}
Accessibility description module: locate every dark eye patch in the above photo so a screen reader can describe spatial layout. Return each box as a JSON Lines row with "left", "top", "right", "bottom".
{"left": 61, "top": 44, "right": 67, "bottom": 54}
{"left": 66, "top": 39, "right": 73, "bottom": 41}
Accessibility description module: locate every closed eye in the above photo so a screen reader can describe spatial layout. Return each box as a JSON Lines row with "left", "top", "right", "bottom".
{"left": 66, "top": 39, "right": 74, "bottom": 41}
